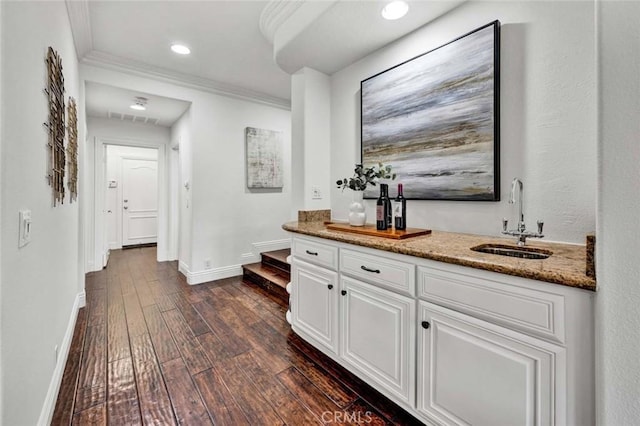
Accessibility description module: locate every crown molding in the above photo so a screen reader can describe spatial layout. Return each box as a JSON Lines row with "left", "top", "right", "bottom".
{"left": 81, "top": 51, "right": 291, "bottom": 110}
{"left": 65, "top": 0, "right": 93, "bottom": 58}
{"left": 259, "top": 0, "right": 306, "bottom": 44}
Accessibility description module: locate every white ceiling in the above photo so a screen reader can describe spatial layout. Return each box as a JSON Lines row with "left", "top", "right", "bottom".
{"left": 273, "top": 0, "right": 466, "bottom": 75}
{"left": 85, "top": 82, "right": 191, "bottom": 127}
{"left": 87, "top": 1, "right": 292, "bottom": 101}
{"left": 75, "top": 0, "right": 465, "bottom": 122}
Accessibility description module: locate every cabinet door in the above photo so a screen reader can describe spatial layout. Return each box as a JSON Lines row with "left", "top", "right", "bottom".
{"left": 291, "top": 260, "right": 339, "bottom": 355}
{"left": 417, "top": 301, "right": 566, "bottom": 426}
{"left": 340, "top": 275, "right": 416, "bottom": 405}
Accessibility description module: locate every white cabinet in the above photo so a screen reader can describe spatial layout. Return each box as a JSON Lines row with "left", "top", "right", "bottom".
{"left": 291, "top": 259, "right": 339, "bottom": 356}
{"left": 341, "top": 275, "right": 416, "bottom": 405}
{"left": 288, "top": 234, "right": 593, "bottom": 426}
{"left": 417, "top": 301, "right": 565, "bottom": 426}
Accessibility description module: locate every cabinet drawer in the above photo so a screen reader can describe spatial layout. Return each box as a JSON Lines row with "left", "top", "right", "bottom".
{"left": 292, "top": 238, "right": 338, "bottom": 270}
{"left": 418, "top": 264, "right": 566, "bottom": 343}
{"left": 340, "top": 249, "right": 415, "bottom": 296}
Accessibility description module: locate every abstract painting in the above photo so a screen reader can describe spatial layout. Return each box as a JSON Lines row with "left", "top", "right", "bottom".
{"left": 361, "top": 21, "right": 500, "bottom": 200}
{"left": 245, "top": 127, "right": 283, "bottom": 189}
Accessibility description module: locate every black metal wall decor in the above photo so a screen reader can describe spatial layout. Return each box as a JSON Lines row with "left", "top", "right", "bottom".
{"left": 44, "top": 46, "right": 66, "bottom": 206}
{"left": 67, "top": 96, "right": 78, "bottom": 202}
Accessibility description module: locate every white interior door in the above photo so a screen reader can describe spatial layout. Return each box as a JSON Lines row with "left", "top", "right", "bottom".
{"left": 122, "top": 158, "right": 158, "bottom": 246}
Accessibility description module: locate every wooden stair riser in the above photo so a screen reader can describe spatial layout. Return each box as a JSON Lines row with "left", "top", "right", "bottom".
{"left": 242, "top": 268, "right": 289, "bottom": 304}
{"left": 260, "top": 253, "right": 291, "bottom": 273}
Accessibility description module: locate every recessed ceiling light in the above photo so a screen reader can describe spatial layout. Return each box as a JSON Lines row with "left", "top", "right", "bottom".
{"left": 130, "top": 96, "right": 148, "bottom": 111}
{"left": 171, "top": 44, "right": 191, "bottom": 55}
{"left": 381, "top": 1, "right": 409, "bottom": 20}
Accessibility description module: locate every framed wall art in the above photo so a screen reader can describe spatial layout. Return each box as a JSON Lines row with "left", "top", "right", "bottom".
{"left": 245, "top": 127, "right": 283, "bottom": 189}
{"left": 361, "top": 21, "right": 500, "bottom": 201}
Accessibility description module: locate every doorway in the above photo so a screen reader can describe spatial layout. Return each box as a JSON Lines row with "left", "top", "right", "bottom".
{"left": 93, "top": 138, "right": 171, "bottom": 270}
{"left": 105, "top": 145, "right": 159, "bottom": 250}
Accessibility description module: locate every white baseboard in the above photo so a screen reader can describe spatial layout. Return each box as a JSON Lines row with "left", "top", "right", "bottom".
{"left": 178, "top": 260, "right": 190, "bottom": 277}
{"left": 157, "top": 250, "right": 175, "bottom": 262}
{"left": 253, "top": 238, "right": 290, "bottom": 254}
{"left": 240, "top": 252, "right": 259, "bottom": 264}
{"left": 179, "top": 238, "right": 291, "bottom": 285}
{"left": 239, "top": 238, "right": 291, "bottom": 265}
{"left": 181, "top": 263, "right": 243, "bottom": 285}
{"left": 37, "top": 292, "right": 83, "bottom": 426}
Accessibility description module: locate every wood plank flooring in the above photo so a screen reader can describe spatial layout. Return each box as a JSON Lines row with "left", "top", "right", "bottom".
{"left": 52, "top": 247, "right": 422, "bottom": 425}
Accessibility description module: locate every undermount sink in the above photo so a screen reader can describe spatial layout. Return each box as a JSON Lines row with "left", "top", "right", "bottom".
{"left": 471, "top": 244, "right": 552, "bottom": 260}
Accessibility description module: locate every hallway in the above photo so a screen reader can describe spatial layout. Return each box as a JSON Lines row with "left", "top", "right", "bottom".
{"left": 52, "top": 247, "right": 420, "bottom": 425}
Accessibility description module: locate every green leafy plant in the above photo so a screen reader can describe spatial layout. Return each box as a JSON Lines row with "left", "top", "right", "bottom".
{"left": 336, "top": 163, "right": 396, "bottom": 191}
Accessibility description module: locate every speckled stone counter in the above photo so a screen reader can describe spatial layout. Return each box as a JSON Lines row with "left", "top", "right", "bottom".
{"left": 283, "top": 221, "right": 596, "bottom": 291}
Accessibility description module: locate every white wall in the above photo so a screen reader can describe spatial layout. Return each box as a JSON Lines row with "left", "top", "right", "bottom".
{"left": 330, "top": 1, "right": 596, "bottom": 244}
{"left": 596, "top": 1, "right": 640, "bottom": 424}
{"left": 188, "top": 87, "right": 292, "bottom": 281}
{"left": 81, "top": 65, "right": 292, "bottom": 284}
{"left": 105, "top": 145, "right": 158, "bottom": 249}
{"left": 0, "top": 1, "right": 4, "bottom": 420}
{"left": 0, "top": 2, "right": 83, "bottom": 425}
{"left": 170, "top": 109, "right": 193, "bottom": 270}
{"left": 85, "top": 117, "right": 171, "bottom": 270}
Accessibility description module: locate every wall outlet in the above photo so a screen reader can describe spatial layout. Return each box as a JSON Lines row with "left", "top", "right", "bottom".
{"left": 204, "top": 259, "right": 212, "bottom": 269}
{"left": 312, "top": 186, "right": 322, "bottom": 199}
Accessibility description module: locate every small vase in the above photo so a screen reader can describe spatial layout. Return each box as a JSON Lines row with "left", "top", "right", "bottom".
{"left": 348, "top": 191, "right": 366, "bottom": 227}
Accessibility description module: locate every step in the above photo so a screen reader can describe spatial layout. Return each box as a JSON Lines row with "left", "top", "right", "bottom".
{"left": 242, "top": 262, "right": 290, "bottom": 303}
{"left": 261, "top": 248, "right": 291, "bottom": 273}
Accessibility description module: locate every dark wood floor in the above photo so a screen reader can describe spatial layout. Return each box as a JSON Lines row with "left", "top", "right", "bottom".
{"left": 52, "top": 247, "right": 422, "bottom": 425}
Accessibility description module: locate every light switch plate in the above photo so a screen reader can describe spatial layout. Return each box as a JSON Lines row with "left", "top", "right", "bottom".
{"left": 19, "top": 210, "right": 32, "bottom": 248}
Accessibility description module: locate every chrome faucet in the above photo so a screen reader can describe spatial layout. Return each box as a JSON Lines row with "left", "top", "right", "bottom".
{"left": 502, "top": 178, "right": 544, "bottom": 246}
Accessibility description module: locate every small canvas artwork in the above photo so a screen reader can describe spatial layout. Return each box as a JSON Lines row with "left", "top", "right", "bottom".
{"left": 245, "top": 127, "right": 283, "bottom": 189}
{"left": 361, "top": 21, "right": 500, "bottom": 200}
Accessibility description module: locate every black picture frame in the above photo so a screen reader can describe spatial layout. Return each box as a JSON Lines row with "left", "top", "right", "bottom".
{"left": 361, "top": 20, "right": 500, "bottom": 201}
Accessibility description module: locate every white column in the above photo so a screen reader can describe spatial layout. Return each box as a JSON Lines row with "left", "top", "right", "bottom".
{"left": 290, "top": 67, "right": 331, "bottom": 218}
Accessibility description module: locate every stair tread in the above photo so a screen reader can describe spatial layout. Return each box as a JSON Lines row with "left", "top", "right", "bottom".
{"left": 243, "top": 262, "right": 289, "bottom": 289}
{"left": 261, "top": 249, "right": 291, "bottom": 264}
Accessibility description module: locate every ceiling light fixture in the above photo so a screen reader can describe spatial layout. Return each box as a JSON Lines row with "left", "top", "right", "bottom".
{"left": 381, "top": 1, "right": 409, "bottom": 20}
{"left": 130, "top": 96, "right": 148, "bottom": 111}
{"left": 171, "top": 43, "right": 191, "bottom": 55}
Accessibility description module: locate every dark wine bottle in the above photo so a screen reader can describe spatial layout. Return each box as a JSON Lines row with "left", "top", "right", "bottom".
{"left": 394, "top": 183, "right": 407, "bottom": 230}
{"left": 376, "top": 184, "right": 389, "bottom": 230}
{"left": 384, "top": 184, "right": 392, "bottom": 229}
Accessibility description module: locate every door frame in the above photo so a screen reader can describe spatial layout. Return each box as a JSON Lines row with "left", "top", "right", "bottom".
{"left": 93, "top": 136, "right": 170, "bottom": 269}
{"left": 106, "top": 153, "right": 159, "bottom": 250}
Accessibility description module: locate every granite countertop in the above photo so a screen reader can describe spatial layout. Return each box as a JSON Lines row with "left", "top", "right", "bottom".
{"left": 283, "top": 220, "right": 596, "bottom": 291}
